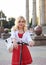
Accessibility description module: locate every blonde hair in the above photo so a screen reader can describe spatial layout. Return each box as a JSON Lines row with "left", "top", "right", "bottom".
{"left": 12, "top": 16, "right": 27, "bottom": 31}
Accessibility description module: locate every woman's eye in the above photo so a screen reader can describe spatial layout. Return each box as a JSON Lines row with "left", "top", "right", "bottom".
{"left": 19, "top": 21, "right": 21, "bottom": 23}
{"left": 22, "top": 21, "right": 24, "bottom": 23}
{"left": 18, "top": 21, "right": 24, "bottom": 23}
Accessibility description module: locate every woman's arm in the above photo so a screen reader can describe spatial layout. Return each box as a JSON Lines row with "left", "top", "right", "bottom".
{"left": 8, "top": 38, "right": 18, "bottom": 52}
{"left": 7, "top": 28, "right": 18, "bottom": 52}
{"left": 27, "top": 32, "right": 35, "bottom": 47}
{"left": 29, "top": 40, "right": 35, "bottom": 47}
{"left": 8, "top": 43, "right": 13, "bottom": 53}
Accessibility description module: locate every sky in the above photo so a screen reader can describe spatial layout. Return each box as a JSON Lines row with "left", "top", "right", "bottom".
{"left": 0, "top": 0, "right": 39, "bottom": 19}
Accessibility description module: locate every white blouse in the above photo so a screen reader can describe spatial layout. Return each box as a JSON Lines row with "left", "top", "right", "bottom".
{"left": 6, "top": 29, "right": 33, "bottom": 50}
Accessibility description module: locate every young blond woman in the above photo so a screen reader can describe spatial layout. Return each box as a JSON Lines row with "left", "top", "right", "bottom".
{"left": 7, "top": 16, "right": 34, "bottom": 65}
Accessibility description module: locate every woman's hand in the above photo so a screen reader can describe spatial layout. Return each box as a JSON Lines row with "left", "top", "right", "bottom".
{"left": 12, "top": 38, "right": 18, "bottom": 49}
{"left": 29, "top": 41, "right": 35, "bottom": 47}
{"left": 13, "top": 42, "right": 18, "bottom": 49}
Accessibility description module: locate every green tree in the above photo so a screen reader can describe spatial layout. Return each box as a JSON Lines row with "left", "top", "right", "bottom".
{"left": 8, "top": 17, "right": 15, "bottom": 28}
{"left": 3, "top": 20, "right": 9, "bottom": 28}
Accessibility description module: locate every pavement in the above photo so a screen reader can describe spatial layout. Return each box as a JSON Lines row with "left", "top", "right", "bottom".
{"left": 0, "top": 38, "right": 46, "bottom": 65}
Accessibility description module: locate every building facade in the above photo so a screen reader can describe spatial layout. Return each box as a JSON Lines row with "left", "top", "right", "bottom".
{"left": 26, "top": 0, "right": 46, "bottom": 26}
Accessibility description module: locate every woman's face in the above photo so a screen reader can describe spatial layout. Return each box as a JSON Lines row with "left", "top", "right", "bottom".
{"left": 18, "top": 18, "right": 25, "bottom": 29}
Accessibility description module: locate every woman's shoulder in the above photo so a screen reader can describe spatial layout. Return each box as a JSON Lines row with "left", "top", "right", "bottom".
{"left": 24, "top": 30, "right": 30, "bottom": 35}
{"left": 25, "top": 30, "right": 29, "bottom": 33}
{"left": 11, "top": 26, "right": 18, "bottom": 34}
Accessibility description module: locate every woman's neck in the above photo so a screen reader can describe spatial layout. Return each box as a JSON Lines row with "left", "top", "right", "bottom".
{"left": 18, "top": 29, "right": 24, "bottom": 34}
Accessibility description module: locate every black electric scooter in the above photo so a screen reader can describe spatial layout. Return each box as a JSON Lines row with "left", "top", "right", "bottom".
{"left": 17, "top": 42, "right": 29, "bottom": 65}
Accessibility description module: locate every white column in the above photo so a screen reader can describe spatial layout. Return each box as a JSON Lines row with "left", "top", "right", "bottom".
{"left": 40, "top": 0, "right": 45, "bottom": 25}
{"left": 32, "top": 0, "right": 37, "bottom": 26}
{"left": 26, "top": 0, "right": 29, "bottom": 27}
